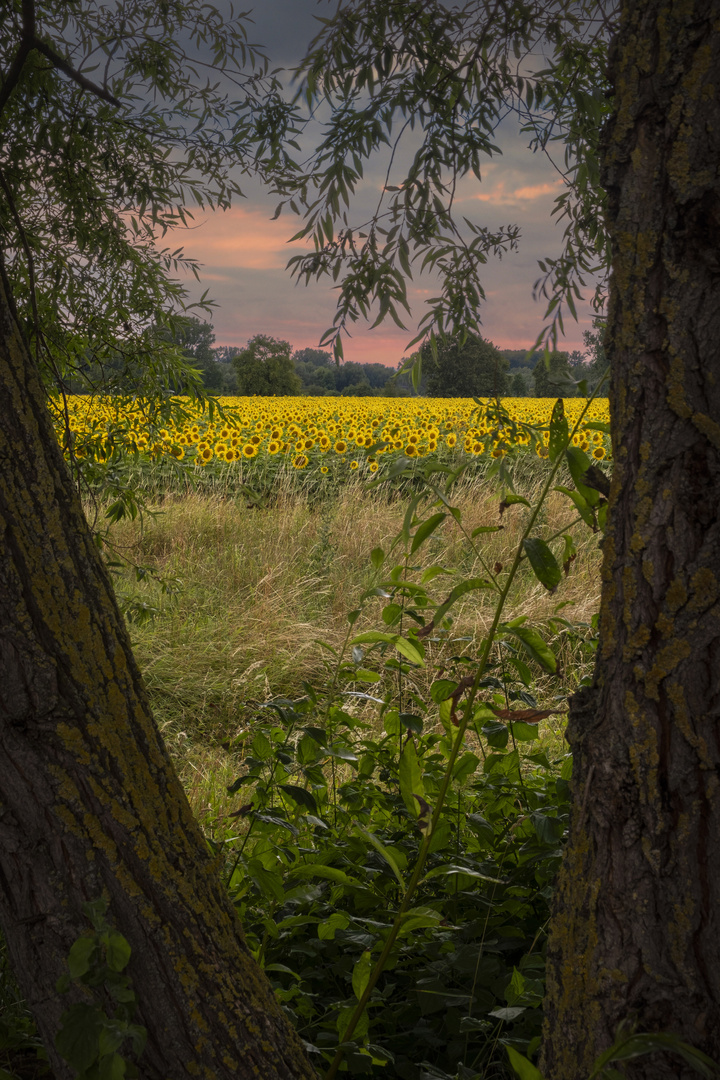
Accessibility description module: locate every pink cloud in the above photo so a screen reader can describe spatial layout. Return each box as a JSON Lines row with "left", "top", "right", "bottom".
{"left": 181, "top": 205, "right": 304, "bottom": 270}
{"left": 473, "top": 178, "right": 565, "bottom": 204}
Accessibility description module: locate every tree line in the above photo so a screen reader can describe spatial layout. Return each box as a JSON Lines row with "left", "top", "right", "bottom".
{"left": 168, "top": 320, "right": 607, "bottom": 398}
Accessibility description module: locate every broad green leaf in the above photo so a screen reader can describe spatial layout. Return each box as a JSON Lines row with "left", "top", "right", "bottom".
{"left": 355, "top": 824, "right": 404, "bottom": 887}
{"left": 104, "top": 931, "right": 131, "bottom": 973}
{"left": 566, "top": 445, "right": 601, "bottom": 506}
{"left": 430, "top": 679, "right": 458, "bottom": 703}
{"left": 523, "top": 538, "right": 562, "bottom": 591}
{"left": 507, "top": 1045, "right": 545, "bottom": 1080}
{"left": 489, "top": 1006, "right": 526, "bottom": 1022}
{"left": 471, "top": 525, "right": 504, "bottom": 536}
{"left": 399, "top": 738, "right": 424, "bottom": 816}
{"left": 509, "top": 721, "right": 540, "bottom": 742}
{"left": 393, "top": 636, "right": 425, "bottom": 666}
{"left": 421, "top": 863, "right": 504, "bottom": 885}
{"left": 452, "top": 752, "right": 480, "bottom": 782}
{"left": 337, "top": 1004, "right": 369, "bottom": 1042}
{"left": 370, "top": 547, "right": 385, "bottom": 569}
{"left": 67, "top": 935, "right": 96, "bottom": 979}
{"left": 481, "top": 720, "right": 509, "bottom": 749}
{"left": 351, "top": 668, "right": 383, "bottom": 683}
{"left": 501, "top": 493, "right": 531, "bottom": 511}
{"left": 56, "top": 1004, "right": 103, "bottom": 1072}
{"left": 286, "top": 864, "right": 360, "bottom": 887}
{"left": 247, "top": 860, "right": 284, "bottom": 904}
{"left": 502, "top": 624, "right": 557, "bottom": 673}
{"left": 279, "top": 784, "right": 317, "bottom": 813}
{"left": 352, "top": 951, "right": 374, "bottom": 1001}
{"left": 554, "top": 485, "right": 595, "bottom": 528}
{"left": 591, "top": 1032, "right": 720, "bottom": 1078}
{"left": 531, "top": 812, "right": 564, "bottom": 844}
{"left": 98, "top": 1026, "right": 126, "bottom": 1059}
{"left": 411, "top": 512, "right": 446, "bottom": 553}
{"left": 251, "top": 732, "right": 273, "bottom": 760}
{"left": 548, "top": 398, "right": 569, "bottom": 461}
{"left": 98, "top": 1051, "right": 126, "bottom": 1080}
{"left": 434, "top": 577, "right": 495, "bottom": 625}
{"left": 420, "top": 564, "right": 454, "bottom": 583}
{"left": 318, "top": 912, "right": 350, "bottom": 940}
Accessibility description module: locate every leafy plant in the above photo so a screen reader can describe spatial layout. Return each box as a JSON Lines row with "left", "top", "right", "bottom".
{"left": 55, "top": 899, "right": 146, "bottom": 1080}
{"left": 210, "top": 392, "right": 607, "bottom": 1078}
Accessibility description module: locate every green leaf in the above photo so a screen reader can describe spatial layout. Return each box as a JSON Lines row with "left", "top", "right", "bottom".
{"left": 554, "top": 485, "right": 596, "bottom": 528}
{"left": 548, "top": 398, "right": 569, "bottom": 462}
{"left": 502, "top": 625, "right": 557, "bottom": 674}
{"left": 279, "top": 785, "right": 318, "bottom": 812}
{"left": 507, "top": 1045, "right": 545, "bottom": 1080}
{"left": 247, "top": 860, "right": 284, "bottom": 904}
{"left": 421, "top": 863, "right": 504, "bottom": 885}
{"left": 430, "top": 679, "right": 457, "bottom": 703}
{"left": 98, "top": 1051, "right": 126, "bottom": 1080}
{"left": 489, "top": 1006, "right": 526, "bottom": 1022}
{"left": 522, "top": 538, "right": 562, "bottom": 592}
{"left": 104, "top": 931, "right": 131, "bottom": 973}
{"left": 590, "top": 1032, "right": 720, "bottom": 1079}
{"left": 471, "top": 525, "right": 504, "bottom": 537}
{"left": 286, "top": 864, "right": 360, "bottom": 888}
{"left": 337, "top": 1005, "right": 369, "bottom": 1042}
{"left": 566, "top": 445, "right": 601, "bottom": 506}
{"left": 509, "top": 721, "right": 540, "bottom": 742}
{"left": 531, "top": 812, "right": 564, "bottom": 844}
{"left": 355, "top": 824, "right": 404, "bottom": 886}
{"left": 393, "top": 636, "right": 425, "bottom": 666}
{"left": 399, "top": 738, "right": 425, "bottom": 817}
{"left": 370, "top": 547, "right": 385, "bottom": 569}
{"left": 351, "top": 668, "right": 383, "bottom": 683}
{"left": 452, "top": 752, "right": 480, "bottom": 782}
{"left": 434, "top": 577, "right": 494, "bottom": 625}
{"left": 352, "top": 951, "right": 374, "bottom": 1001}
{"left": 67, "top": 935, "right": 96, "bottom": 979}
{"left": 56, "top": 1004, "right": 102, "bottom": 1072}
{"left": 318, "top": 912, "right": 350, "bottom": 940}
{"left": 500, "top": 493, "right": 531, "bottom": 511}
{"left": 411, "top": 513, "right": 446, "bottom": 554}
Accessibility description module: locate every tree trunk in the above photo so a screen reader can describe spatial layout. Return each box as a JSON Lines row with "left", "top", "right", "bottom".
{"left": 542, "top": 0, "right": 720, "bottom": 1076}
{"left": 0, "top": 271, "right": 317, "bottom": 1078}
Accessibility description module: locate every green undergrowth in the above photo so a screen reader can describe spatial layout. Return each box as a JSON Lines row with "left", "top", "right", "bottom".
{"left": 213, "top": 668, "right": 578, "bottom": 1080}
{"left": 2, "top": 400, "right": 610, "bottom": 1080}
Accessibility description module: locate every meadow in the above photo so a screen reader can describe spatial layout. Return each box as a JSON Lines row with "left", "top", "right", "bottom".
{"left": 4, "top": 396, "right": 610, "bottom": 1080}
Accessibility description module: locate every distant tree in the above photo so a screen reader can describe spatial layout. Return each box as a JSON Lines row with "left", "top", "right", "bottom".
{"left": 500, "top": 348, "right": 542, "bottom": 371}
{"left": 233, "top": 335, "right": 302, "bottom": 396}
{"left": 340, "top": 375, "right": 377, "bottom": 396}
{"left": 214, "top": 345, "right": 242, "bottom": 364}
{"left": 168, "top": 317, "right": 224, "bottom": 391}
{"left": 294, "top": 359, "right": 336, "bottom": 393}
{"left": 422, "top": 334, "right": 509, "bottom": 397}
{"left": 293, "top": 347, "right": 333, "bottom": 367}
{"left": 532, "top": 350, "right": 574, "bottom": 396}
{"left": 510, "top": 369, "right": 531, "bottom": 396}
{"left": 582, "top": 321, "right": 608, "bottom": 391}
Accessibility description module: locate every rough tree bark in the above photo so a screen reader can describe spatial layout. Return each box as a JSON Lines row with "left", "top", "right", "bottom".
{"left": 0, "top": 271, "right": 317, "bottom": 1078}
{"left": 542, "top": 0, "right": 720, "bottom": 1076}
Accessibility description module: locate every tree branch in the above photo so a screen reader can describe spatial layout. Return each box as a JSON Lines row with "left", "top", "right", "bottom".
{"left": 0, "top": 0, "right": 122, "bottom": 121}
{"left": 31, "top": 38, "right": 122, "bottom": 109}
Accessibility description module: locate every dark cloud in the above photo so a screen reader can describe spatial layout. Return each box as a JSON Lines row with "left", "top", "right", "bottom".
{"left": 245, "top": 0, "right": 327, "bottom": 66}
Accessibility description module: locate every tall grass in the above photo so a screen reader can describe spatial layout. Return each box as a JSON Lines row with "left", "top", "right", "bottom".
{"left": 106, "top": 470, "right": 601, "bottom": 820}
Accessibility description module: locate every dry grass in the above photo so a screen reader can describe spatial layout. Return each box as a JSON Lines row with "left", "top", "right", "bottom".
{"left": 105, "top": 471, "right": 602, "bottom": 815}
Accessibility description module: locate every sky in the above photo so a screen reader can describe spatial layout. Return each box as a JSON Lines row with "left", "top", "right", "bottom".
{"left": 177, "top": 0, "right": 602, "bottom": 367}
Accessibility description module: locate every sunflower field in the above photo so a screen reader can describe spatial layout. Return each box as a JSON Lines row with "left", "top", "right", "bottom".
{"left": 54, "top": 395, "right": 611, "bottom": 491}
